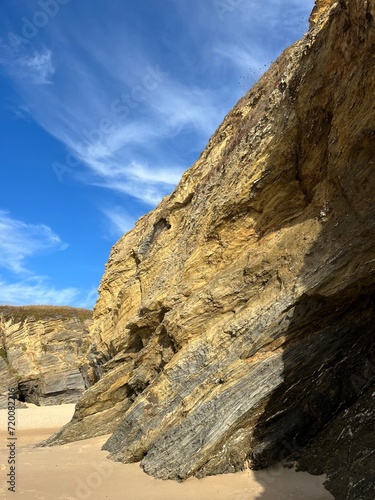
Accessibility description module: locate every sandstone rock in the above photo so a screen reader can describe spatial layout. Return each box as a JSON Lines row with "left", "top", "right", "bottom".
{"left": 45, "top": 0, "right": 375, "bottom": 493}
{"left": 0, "top": 306, "right": 93, "bottom": 407}
{"left": 309, "top": 0, "right": 337, "bottom": 27}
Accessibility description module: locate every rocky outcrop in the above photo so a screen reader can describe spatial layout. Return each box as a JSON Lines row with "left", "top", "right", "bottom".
{"left": 45, "top": 0, "right": 375, "bottom": 495}
{"left": 296, "top": 384, "right": 375, "bottom": 500}
{"left": 0, "top": 306, "right": 92, "bottom": 407}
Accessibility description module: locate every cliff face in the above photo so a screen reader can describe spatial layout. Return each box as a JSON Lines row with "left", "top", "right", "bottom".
{"left": 46, "top": 0, "right": 375, "bottom": 495}
{"left": 0, "top": 306, "right": 93, "bottom": 407}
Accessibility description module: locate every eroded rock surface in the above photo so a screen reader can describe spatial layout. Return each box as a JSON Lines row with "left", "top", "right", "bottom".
{"left": 0, "top": 306, "right": 92, "bottom": 407}
{"left": 297, "top": 384, "right": 375, "bottom": 500}
{"left": 45, "top": 0, "right": 375, "bottom": 494}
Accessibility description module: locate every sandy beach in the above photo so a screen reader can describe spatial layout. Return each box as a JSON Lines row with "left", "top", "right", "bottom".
{"left": 0, "top": 404, "right": 333, "bottom": 499}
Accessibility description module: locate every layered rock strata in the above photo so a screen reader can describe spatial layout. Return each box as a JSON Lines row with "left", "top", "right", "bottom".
{"left": 296, "top": 384, "right": 375, "bottom": 499}
{"left": 45, "top": 0, "right": 375, "bottom": 495}
{"left": 0, "top": 306, "right": 92, "bottom": 407}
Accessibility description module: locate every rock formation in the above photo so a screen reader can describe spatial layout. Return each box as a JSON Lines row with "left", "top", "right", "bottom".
{"left": 296, "top": 384, "right": 375, "bottom": 499}
{"left": 44, "top": 0, "right": 375, "bottom": 496}
{"left": 0, "top": 306, "right": 92, "bottom": 407}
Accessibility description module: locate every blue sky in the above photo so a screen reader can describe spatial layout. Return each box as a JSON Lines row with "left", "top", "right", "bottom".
{"left": 0, "top": 0, "right": 314, "bottom": 308}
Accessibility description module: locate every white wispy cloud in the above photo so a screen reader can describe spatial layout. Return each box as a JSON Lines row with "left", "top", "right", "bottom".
{"left": 64, "top": 77, "right": 221, "bottom": 205}
{"left": 11, "top": 104, "right": 32, "bottom": 121}
{"left": 75, "top": 287, "right": 98, "bottom": 309}
{"left": 213, "top": 44, "right": 268, "bottom": 78}
{"left": 0, "top": 276, "right": 79, "bottom": 307}
{"left": 148, "top": 81, "right": 224, "bottom": 138}
{"left": 0, "top": 210, "right": 67, "bottom": 275}
{"left": 16, "top": 48, "right": 55, "bottom": 84}
{"left": 91, "top": 176, "right": 171, "bottom": 206}
{"left": 0, "top": 276, "right": 97, "bottom": 308}
{"left": 0, "top": 210, "right": 97, "bottom": 307}
{"left": 100, "top": 207, "right": 136, "bottom": 238}
{"left": 0, "top": 17, "right": 225, "bottom": 207}
{"left": 0, "top": 38, "right": 55, "bottom": 85}
{"left": 23, "top": 73, "right": 208, "bottom": 204}
{"left": 3, "top": 61, "right": 192, "bottom": 204}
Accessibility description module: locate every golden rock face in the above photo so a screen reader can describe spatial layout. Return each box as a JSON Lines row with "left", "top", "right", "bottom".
{"left": 309, "top": 0, "right": 337, "bottom": 27}
{"left": 46, "top": 0, "right": 375, "bottom": 489}
{"left": 0, "top": 306, "right": 92, "bottom": 407}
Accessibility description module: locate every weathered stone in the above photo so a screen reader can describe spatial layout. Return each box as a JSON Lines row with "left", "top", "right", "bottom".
{"left": 45, "top": 0, "right": 375, "bottom": 493}
{"left": 296, "top": 385, "right": 375, "bottom": 499}
{"left": 0, "top": 306, "right": 93, "bottom": 407}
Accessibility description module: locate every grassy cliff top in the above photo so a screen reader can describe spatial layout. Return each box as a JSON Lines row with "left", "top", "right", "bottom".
{"left": 0, "top": 305, "right": 93, "bottom": 323}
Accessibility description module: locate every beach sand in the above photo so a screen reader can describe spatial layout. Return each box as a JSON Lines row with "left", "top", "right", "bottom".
{"left": 0, "top": 404, "right": 333, "bottom": 499}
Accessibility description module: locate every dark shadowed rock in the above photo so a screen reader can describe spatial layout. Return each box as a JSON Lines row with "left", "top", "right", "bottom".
{"left": 296, "top": 385, "right": 375, "bottom": 499}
